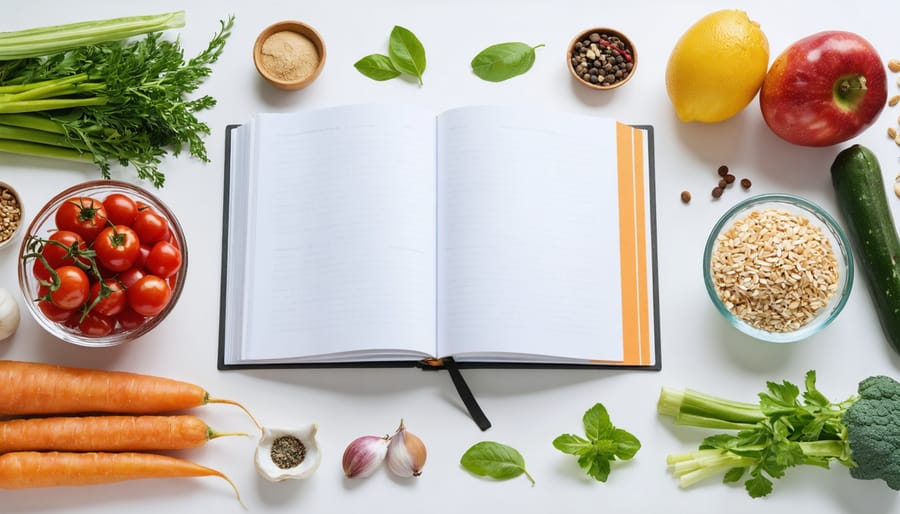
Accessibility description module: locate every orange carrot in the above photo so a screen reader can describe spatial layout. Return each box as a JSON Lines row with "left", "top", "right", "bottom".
{"left": 0, "top": 415, "right": 247, "bottom": 453}
{"left": 0, "top": 451, "right": 242, "bottom": 503}
{"left": 0, "top": 360, "right": 260, "bottom": 429}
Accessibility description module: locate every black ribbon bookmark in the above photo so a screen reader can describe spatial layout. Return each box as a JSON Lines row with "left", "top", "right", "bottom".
{"left": 443, "top": 357, "right": 492, "bottom": 431}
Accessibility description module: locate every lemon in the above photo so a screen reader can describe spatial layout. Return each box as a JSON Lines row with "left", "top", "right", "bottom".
{"left": 666, "top": 9, "right": 769, "bottom": 123}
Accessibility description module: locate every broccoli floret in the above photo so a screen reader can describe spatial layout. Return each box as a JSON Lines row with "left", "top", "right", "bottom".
{"left": 843, "top": 375, "right": 900, "bottom": 490}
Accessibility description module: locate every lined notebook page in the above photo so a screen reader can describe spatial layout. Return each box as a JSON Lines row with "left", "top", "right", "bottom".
{"left": 241, "top": 105, "right": 437, "bottom": 362}
{"left": 435, "top": 106, "right": 624, "bottom": 361}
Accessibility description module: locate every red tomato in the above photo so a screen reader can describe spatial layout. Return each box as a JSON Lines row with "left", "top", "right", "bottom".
{"left": 38, "top": 299, "right": 76, "bottom": 323}
{"left": 32, "top": 230, "right": 88, "bottom": 282}
{"left": 127, "top": 275, "right": 172, "bottom": 317}
{"left": 102, "top": 193, "right": 138, "bottom": 226}
{"left": 94, "top": 225, "right": 140, "bottom": 272}
{"left": 116, "top": 305, "right": 147, "bottom": 330}
{"left": 78, "top": 311, "right": 115, "bottom": 337}
{"left": 54, "top": 196, "right": 108, "bottom": 242}
{"left": 48, "top": 265, "right": 90, "bottom": 310}
{"left": 134, "top": 244, "right": 152, "bottom": 270}
{"left": 117, "top": 267, "right": 146, "bottom": 289}
{"left": 145, "top": 241, "right": 182, "bottom": 278}
{"left": 132, "top": 209, "right": 170, "bottom": 245}
{"left": 88, "top": 279, "right": 126, "bottom": 317}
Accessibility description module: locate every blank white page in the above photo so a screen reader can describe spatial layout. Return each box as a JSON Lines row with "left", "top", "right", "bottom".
{"left": 241, "top": 105, "right": 437, "bottom": 362}
{"left": 436, "top": 106, "right": 623, "bottom": 361}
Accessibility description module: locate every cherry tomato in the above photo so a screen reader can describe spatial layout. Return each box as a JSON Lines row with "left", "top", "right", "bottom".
{"left": 116, "top": 305, "right": 147, "bottom": 330}
{"left": 132, "top": 209, "right": 170, "bottom": 245}
{"left": 145, "top": 241, "right": 182, "bottom": 278}
{"left": 88, "top": 279, "right": 126, "bottom": 317}
{"left": 38, "top": 299, "right": 76, "bottom": 323}
{"left": 48, "top": 265, "right": 90, "bottom": 310}
{"left": 94, "top": 225, "right": 140, "bottom": 272}
{"left": 54, "top": 196, "right": 108, "bottom": 242}
{"left": 127, "top": 275, "right": 172, "bottom": 317}
{"left": 78, "top": 311, "right": 115, "bottom": 337}
{"left": 117, "top": 267, "right": 146, "bottom": 289}
{"left": 134, "top": 244, "right": 152, "bottom": 270}
{"left": 32, "top": 230, "right": 88, "bottom": 282}
{"left": 102, "top": 193, "right": 138, "bottom": 226}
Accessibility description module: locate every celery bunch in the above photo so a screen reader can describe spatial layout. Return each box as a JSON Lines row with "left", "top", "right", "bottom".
{"left": 0, "top": 12, "right": 232, "bottom": 187}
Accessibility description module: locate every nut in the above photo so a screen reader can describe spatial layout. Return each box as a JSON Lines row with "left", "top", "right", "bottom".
{"left": 890, "top": 58, "right": 900, "bottom": 73}
{"left": 895, "top": 174, "right": 900, "bottom": 199}
{"left": 680, "top": 191, "right": 691, "bottom": 203}
{"left": 890, "top": 95, "right": 900, "bottom": 107}
{"left": 0, "top": 184, "right": 22, "bottom": 244}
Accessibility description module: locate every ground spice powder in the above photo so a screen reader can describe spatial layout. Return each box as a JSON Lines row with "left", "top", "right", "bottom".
{"left": 260, "top": 30, "right": 320, "bottom": 82}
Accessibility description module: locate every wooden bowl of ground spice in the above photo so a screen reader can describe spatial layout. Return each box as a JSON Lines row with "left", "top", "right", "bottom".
{"left": 567, "top": 28, "right": 637, "bottom": 90}
{"left": 254, "top": 21, "right": 326, "bottom": 90}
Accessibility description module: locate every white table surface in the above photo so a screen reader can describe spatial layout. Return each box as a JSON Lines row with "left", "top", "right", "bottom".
{"left": 2, "top": 1, "right": 899, "bottom": 512}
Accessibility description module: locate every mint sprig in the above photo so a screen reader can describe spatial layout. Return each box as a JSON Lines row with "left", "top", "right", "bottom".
{"left": 553, "top": 403, "right": 641, "bottom": 482}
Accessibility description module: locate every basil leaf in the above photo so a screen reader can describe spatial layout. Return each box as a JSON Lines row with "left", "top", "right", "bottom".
{"left": 388, "top": 25, "right": 426, "bottom": 85}
{"left": 611, "top": 428, "right": 641, "bottom": 460}
{"left": 354, "top": 54, "right": 402, "bottom": 81}
{"left": 471, "top": 42, "right": 544, "bottom": 82}
{"left": 552, "top": 434, "right": 591, "bottom": 456}
{"left": 578, "top": 450, "right": 612, "bottom": 482}
{"left": 460, "top": 441, "right": 535, "bottom": 485}
{"left": 582, "top": 402, "right": 612, "bottom": 441}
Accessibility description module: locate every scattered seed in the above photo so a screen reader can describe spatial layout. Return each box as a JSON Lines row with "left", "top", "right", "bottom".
{"left": 724, "top": 174, "right": 736, "bottom": 184}
{"left": 717, "top": 165, "right": 729, "bottom": 177}
{"left": 890, "top": 95, "right": 900, "bottom": 107}
{"left": 890, "top": 58, "right": 900, "bottom": 72}
{"left": 681, "top": 190, "right": 691, "bottom": 203}
{"left": 718, "top": 178, "right": 727, "bottom": 188}
{"left": 895, "top": 174, "right": 900, "bottom": 199}
{"left": 740, "top": 178, "right": 752, "bottom": 189}
{"left": 891, "top": 127, "right": 898, "bottom": 140}
{"left": 712, "top": 186, "right": 724, "bottom": 199}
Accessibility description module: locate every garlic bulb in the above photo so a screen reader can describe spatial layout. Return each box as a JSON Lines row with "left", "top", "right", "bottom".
{"left": 0, "top": 288, "right": 20, "bottom": 342}
{"left": 386, "top": 419, "right": 427, "bottom": 477}
{"left": 342, "top": 435, "right": 389, "bottom": 478}
{"left": 254, "top": 423, "right": 321, "bottom": 481}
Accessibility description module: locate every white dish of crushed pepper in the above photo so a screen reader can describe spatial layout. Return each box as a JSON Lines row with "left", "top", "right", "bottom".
{"left": 703, "top": 194, "right": 854, "bottom": 343}
{"left": 0, "top": 181, "right": 23, "bottom": 251}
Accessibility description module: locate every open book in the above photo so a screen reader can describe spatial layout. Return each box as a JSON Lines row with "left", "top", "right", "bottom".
{"left": 218, "top": 104, "right": 659, "bottom": 370}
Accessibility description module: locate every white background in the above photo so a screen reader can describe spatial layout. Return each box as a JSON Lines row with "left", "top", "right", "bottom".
{"left": 2, "top": 1, "right": 899, "bottom": 513}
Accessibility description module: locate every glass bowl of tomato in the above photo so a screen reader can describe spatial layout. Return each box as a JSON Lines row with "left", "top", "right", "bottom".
{"left": 17, "top": 180, "right": 187, "bottom": 347}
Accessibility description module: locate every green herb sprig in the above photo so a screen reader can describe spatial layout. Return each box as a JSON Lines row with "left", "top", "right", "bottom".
{"left": 460, "top": 441, "right": 535, "bottom": 485}
{"left": 553, "top": 403, "right": 641, "bottom": 482}
{"left": 354, "top": 25, "right": 426, "bottom": 85}
{"left": 471, "top": 42, "right": 544, "bottom": 82}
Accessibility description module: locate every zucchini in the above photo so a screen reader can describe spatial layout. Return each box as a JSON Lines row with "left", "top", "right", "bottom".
{"left": 830, "top": 144, "right": 900, "bottom": 355}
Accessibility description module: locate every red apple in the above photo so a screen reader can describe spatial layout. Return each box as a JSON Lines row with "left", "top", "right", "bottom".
{"left": 760, "top": 31, "right": 887, "bottom": 147}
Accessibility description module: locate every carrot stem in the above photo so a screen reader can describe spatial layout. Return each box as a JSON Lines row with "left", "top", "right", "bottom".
{"left": 207, "top": 397, "right": 263, "bottom": 433}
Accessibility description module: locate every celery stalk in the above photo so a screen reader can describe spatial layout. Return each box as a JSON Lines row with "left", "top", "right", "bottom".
{"left": 0, "top": 11, "right": 186, "bottom": 60}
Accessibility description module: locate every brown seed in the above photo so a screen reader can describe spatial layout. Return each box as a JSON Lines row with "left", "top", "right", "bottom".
{"left": 890, "top": 95, "right": 900, "bottom": 107}
{"left": 740, "top": 178, "right": 752, "bottom": 189}
{"left": 717, "top": 165, "right": 729, "bottom": 177}
{"left": 890, "top": 127, "right": 898, "bottom": 140}
{"left": 724, "top": 174, "right": 736, "bottom": 184}
{"left": 890, "top": 59, "right": 900, "bottom": 73}
{"left": 680, "top": 191, "right": 691, "bottom": 203}
{"left": 712, "top": 186, "right": 724, "bottom": 198}
{"left": 718, "top": 178, "right": 727, "bottom": 188}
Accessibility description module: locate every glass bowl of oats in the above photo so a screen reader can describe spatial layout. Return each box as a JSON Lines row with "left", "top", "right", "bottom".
{"left": 703, "top": 193, "right": 853, "bottom": 343}
{"left": 0, "top": 181, "right": 24, "bottom": 252}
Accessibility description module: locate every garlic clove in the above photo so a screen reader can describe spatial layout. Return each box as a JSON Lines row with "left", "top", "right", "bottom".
{"left": 254, "top": 423, "right": 322, "bottom": 481}
{"left": 0, "top": 288, "right": 20, "bottom": 342}
{"left": 386, "top": 419, "right": 427, "bottom": 478}
{"left": 342, "top": 435, "right": 389, "bottom": 478}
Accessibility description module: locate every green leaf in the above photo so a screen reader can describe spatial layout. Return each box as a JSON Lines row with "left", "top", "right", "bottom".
{"left": 611, "top": 428, "right": 641, "bottom": 460}
{"left": 583, "top": 403, "right": 612, "bottom": 441}
{"left": 723, "top": 467, "right": 746, "bottom": 483}
{"left": 552, "top": 434, "right": 591, "bottom": 456}
{"left": 745, "top": 474, "right": 774, "bottom": 498}
{"left": 578, "top": 450, "right": 612, "bottom": 482}
{"left": 354, "top": 54, "right": 402, "bottom": 81}
{"left": 470, "top": 42, "right": 543, "bottom": 82}
{"left": 388, "top": 25, "right": 426, "bottom": 85}
{"left": 802, "top": 370, "right": 830, "bottom": 407}
{"left": 460, "top": 441, "right": 535, "bottom": 485}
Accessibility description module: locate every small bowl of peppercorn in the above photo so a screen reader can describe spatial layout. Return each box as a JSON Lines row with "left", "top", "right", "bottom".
{"left": 568, "top": 28, "right": 637, "bottom": 91}
{"left": 0, "top": 180, "right": 24, "bottom": 252}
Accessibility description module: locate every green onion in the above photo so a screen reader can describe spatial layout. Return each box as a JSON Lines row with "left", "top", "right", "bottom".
{"left": 0, "top": 11, "right": 186, "bottom": 60}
